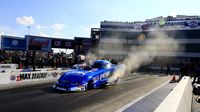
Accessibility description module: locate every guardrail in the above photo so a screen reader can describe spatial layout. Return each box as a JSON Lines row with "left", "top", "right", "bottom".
{"left": 154, "top": 76, "right": 192, "bottom": 112}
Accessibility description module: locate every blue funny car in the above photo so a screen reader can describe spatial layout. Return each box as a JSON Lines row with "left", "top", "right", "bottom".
{"left": 53, "top": 60, "right": 124, "bottom": 91}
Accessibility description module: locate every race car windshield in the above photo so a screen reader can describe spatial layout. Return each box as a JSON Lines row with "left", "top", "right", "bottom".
{"left": 71, "top": 64, "right": 82, "bottom": 69}
{"left": 91, "top": 62, "right": 104, "bottom": 68}
{"left": 72, "top": 64, "right": 92, "bottom": 70}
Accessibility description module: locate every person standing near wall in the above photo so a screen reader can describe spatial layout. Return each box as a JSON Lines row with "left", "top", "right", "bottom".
{"left": 166, "top": 63, "right": 172, "bottom": 75}
{"left": 179, "top": 63, "right": 185, "bottom": 81}
{"left": 193, "top": 63, "right": 200, "bottom": 84}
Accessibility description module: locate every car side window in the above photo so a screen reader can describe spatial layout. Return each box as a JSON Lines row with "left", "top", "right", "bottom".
{"left": 102, "top": 63, "right": 107, "bottom": 68}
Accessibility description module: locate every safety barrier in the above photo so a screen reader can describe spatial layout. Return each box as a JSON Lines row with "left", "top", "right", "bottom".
{"left": 0, "top": 70, "right": 68, "bottom": 85}
{"left": 0, "top": 67, "right": 67, "bottom": 73}
{"left": 154, "top": 76, "right": 192, "bottom": 112}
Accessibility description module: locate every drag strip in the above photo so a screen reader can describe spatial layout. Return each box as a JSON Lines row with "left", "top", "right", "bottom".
{"left": 0, "top": 73, "right": 170, "bottom": 112}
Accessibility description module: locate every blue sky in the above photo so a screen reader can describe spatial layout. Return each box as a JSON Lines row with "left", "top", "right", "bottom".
{"left": 0, "top": 0, "right": 200, "bottom": 39}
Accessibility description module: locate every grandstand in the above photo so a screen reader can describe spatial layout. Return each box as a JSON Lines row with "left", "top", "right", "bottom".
{"left": 91, "top": 15, "right": 200, "bottom": 70}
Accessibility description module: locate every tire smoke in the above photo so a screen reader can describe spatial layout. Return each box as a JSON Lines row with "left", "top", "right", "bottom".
{"left": 109, "top": 30, "right": 180, "bottom": 82}
{"left": 86, "top": 30, "right": 181, "bottom": 83}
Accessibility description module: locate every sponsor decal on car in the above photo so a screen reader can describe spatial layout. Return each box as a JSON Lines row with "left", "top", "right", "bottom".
{"left": 93, "top": 76, "right": 100, "bottom": 82}
{"left": 100, "top": 72, "right": 111, "bottom": 80}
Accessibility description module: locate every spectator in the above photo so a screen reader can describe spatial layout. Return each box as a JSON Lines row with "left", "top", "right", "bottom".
{"left": 193, "top": 63, "right": 200, "bottom": 84}
{"left": 38, "top": 57, "right": 44, "bottom": 68}
{"left": 179, "top": 63, "right": 185, "bottom": 81}
{"left": 160, "top": 66, "right": 163, "bottom": 73}
{"left": 166, "top": 64, "right": 172, "bottom": 75}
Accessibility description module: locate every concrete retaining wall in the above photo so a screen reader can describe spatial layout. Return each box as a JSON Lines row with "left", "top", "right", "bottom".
{"left": 154, "top": 76, "right": 192, "bottom": 112}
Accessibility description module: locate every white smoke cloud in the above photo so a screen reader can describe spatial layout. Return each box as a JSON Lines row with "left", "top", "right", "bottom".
{"left": 124, "top": 31, "right": 179, "bottom": 73}
{"left": 86, "top": 52, "right": 99, "bottom": 66}
{"left": 51, "top": 24, "right": 66, "bottom": 31}
{"left": 103, "top": 30, "right": 180, "bottom": 83}
{"left": 16, "top": 16, "right": 35, "bottom": 26}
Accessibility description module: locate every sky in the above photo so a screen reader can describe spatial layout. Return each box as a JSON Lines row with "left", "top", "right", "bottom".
{"left": 0, "top": 0, "right": 200, "bottom": 39}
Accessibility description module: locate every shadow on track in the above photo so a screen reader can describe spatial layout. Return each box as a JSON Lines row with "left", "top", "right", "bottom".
{"left": 40, "top": 86, "right": 107, "bottom": 95}
{"left": 40, "top": 86, "right": 78, "bottom": 94}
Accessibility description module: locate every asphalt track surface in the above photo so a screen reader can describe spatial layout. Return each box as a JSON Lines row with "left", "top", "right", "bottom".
{"left": 0, "top": 73, "right": 170, "bottom": 112}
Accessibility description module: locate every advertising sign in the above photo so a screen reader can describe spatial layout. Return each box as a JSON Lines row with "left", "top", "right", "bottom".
{"left": 26, "top": 35, "right": 51, "bottom": 51}
{"left": 64, "top": 40, "right": 75, "bottom": 49}
{"left": 75, "top": 37, "right": 94, "bottom": 55}
{"left": 1, "top": 36, "right": 26, "bottom": 50}
{"left": 51, "top": 39, "right": 75, "bottom": 49}
{"left": 53, "top": 40, "right": 62, "bottom": 47}
{"left": 188, "top": 21, "right": 198, "bottom": 28}
{"left": 8, "top": 70, "right": 66, "bottom": 82}
{"left": 141, "top": 24, "right": 150, "bottom": 30}
{"left": 159, "top": 19, "right": 166, "bottom": 26}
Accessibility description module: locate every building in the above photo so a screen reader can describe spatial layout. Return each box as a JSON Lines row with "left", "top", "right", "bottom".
{"left": 91, "top": 15, "right": 200, "bottom": 70}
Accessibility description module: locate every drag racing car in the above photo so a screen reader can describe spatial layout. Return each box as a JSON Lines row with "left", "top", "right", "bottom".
{"left": 53, "top": 60, "right": 125, "bottom": 91}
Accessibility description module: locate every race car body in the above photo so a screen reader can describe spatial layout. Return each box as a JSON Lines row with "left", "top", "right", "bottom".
{"left": 53, "top": 60, "right": 123, "bottom": 91}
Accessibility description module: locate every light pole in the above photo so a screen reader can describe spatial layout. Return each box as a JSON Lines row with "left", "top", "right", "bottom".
{"left": 27, "top": 26, "right": 31, "bottom": 35}
{"left": 27, "top": 26, "right": 31, "bottom": 70}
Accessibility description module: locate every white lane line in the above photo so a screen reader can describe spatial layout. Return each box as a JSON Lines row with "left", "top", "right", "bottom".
{"left": 115, "top": 79, "right": 170, "bottom": 112}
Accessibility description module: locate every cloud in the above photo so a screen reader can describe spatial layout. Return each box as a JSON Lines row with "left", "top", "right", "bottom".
{"left": 0, "top": 30, "right": 4, "bottom": 36}
{"left": 52, "top": 32, "right": 66, "bottom": 38}
{"left": 61, "top": 14, "right": 67, "bottom": 18}
{"left": 37, "top": 32, "right": 49, "bottom": 37}
{"left": 53, "top": 32, "right": 64, "bottom": 36}
{"left": 0, "top": 26, "right": 18, "bottom": 36}
{"left": 38, "top": 32, "right": 66, "bottom": 38}
{"left": 51, "top": 24, "right": 66, "bottom": 31}
{"left": 81, "top": 24, "right": 99, "bottom": 31}
{"left": 36, "top": 24, "right": 48, "bottom": 30}
{"left": 170, "top": 11, "right": 177, "bottom": 17}
{"left": 80, "top": 24, "right": 100, "bottom": 36}
{"left": 16, "top": 16, "right": 35, "bottom": 26}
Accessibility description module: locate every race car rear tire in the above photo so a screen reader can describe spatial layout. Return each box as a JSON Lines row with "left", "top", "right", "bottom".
{"left": 100, "top": 83, "right": 106, "bottom": 88}
{"left": 87, "top": 80, "right": 94, "bottom": 90}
